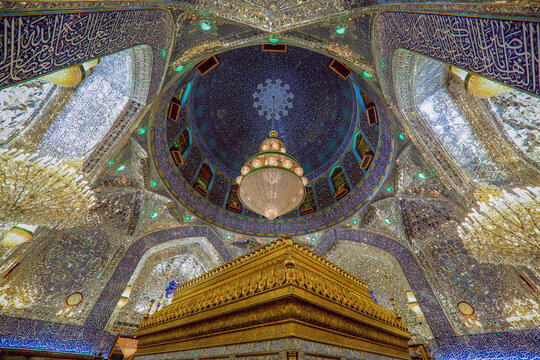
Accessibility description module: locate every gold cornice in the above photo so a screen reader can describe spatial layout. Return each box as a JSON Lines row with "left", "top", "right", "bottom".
{"left": 136, "top": 238, "right": 410, "bottom": 359}
{"left": 171, "top": 237, "right": 367, "bottom": 301}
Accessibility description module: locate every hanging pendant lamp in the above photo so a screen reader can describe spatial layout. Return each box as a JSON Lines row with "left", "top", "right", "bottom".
{"left": 236, "top": 131, "right": 307, "bottom": 220}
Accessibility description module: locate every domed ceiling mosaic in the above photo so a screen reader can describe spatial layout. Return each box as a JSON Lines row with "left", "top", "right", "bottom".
{"left": 189, "top": 45, "right": 356, "bottom": 179}
{"left": 152, "top": 45, "right": 393, "bottom": 236}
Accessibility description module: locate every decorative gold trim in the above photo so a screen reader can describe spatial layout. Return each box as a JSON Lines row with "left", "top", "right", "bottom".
{"left": 136, "top": 238, "right": 410, "bottom": 359}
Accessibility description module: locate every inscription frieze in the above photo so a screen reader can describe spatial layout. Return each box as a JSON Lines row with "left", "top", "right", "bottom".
{"left": 0, "top": 10, "right": 173, "bottom": 100}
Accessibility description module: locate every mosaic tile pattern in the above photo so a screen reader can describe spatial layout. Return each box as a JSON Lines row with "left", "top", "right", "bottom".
{"left": 178, "top": 144, "right": 204, "bottom": 184}
{"left": 2, "top": 5, "right": 539, "bottom": 360}
{"left": 314, "top": 177, "right": 335, "bottom": 210}
{"left": 115, "top": 253, "right": 206, "bottom": 325}
{"left": 208, "top": 174, "right": 229, "bottom": 207}
{"left": 489, "top": 90, "right": 540, "bottom": 167}
{"left": 343, "top": 151, "right": 364, "bottom": 188}
{"left": 0, "top": 10, "right": 172, "bottom": 101}
{"left": 154, "top": 76, "right": 392, "bottom": 235}
{"left": 0, "top": 79, "right": 56, "bottom": 145}
{"left": 291, "top": 16, "right": 374, "bottom": 66}
{"left": 189, "top": 45, "right": 356, "bottom": 179}
{"left": 433, "top": 329, "right": 540, "bottom": 360}
{"left": 0, "top": 316, "right": 108, "bottom": 355}
{"left": 326, "top": 241, "right": 434, "bottom": 343}
{"left": 315, "top": 229, "right": 454, "bottom": 338}
{"left": 412, "top": 56, "right": 504, "bottom": 184}
{"left": 86, "top": 226, "right": 231, "bottom": 331}
{"left": 399, "top": 197, "right": 456, "bottom": 244}
{"left": 375, "top": 12, "right": 540, "bottom": 97}
{"left": 38, "top": 51, "right": 132, "bottom": 160}
{"left": 166, "top": 105, "right": 188, "bottom": 145}
{"left": 314, "top": 230, "right": 540, "bottom": 357}
{"left": 0, "top": 228, "right": 126, "bottom": 327}
{"left": 0, "top": 226, "right": 231, "bottom": 356}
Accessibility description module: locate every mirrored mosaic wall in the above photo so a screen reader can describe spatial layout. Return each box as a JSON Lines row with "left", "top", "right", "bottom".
{"left": 0, "top": 3, "right": 539, "bottom": 360}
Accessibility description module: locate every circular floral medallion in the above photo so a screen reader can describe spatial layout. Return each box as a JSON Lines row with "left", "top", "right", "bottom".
{"left": 457, "top": 301, "right": 475, "bottom": 316}
{"left": 66, "top": 292, "right": 83, "bottom": 307}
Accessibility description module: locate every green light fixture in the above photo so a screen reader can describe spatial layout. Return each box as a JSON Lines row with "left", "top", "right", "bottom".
{"left": 107, "top": 159, "right": 114, "bottom": 167}
{"left": 226, "top": 235, "right": 231, "bottom": 240}
{"left": 200, "top": 21, "right": 212, "bottom": 31}
{"left": 311, "top": 237, "right": 316, "bottom": 242}
{"left": 151, "top": 212, "right": 159, "bottom": 219}
{"left": 116, "top": 165, "right": 126, "bottom": 172}
{"left": 175, "top": 65, "right": 184, "bottom": 72}
{"left": 335, "top": 26, "right": 346, "bottom": 35}
{"left": 185, "top": 216, "right": 191, "bottom": 221}
{"left": 139, "top": 128, "right": 146, "bottom": 135}
{"left": 161, "top": 49, "right": 166, "bottom": 59}
{"left": 352, "top": 219, "right": 358, "bottom": 225}
{"left": 398, "top": 133, "right": 405, "bottom": 140}
{"left": 151, "top": 181, "right": 157, "bottom": 187}
{"left": 268, "top": 34, "right": 279, "bottom": 43}
{"left": 362, "top": 71, "right": 373, "bottom": 79}
{"left": 386, "top": 186, "right": 392, "bottom": 192}
{"left": 384, "top": 218, "right": 391, "bottom": 225}
{"left": 418, "top": 173, "right": 427, "bottom": 180}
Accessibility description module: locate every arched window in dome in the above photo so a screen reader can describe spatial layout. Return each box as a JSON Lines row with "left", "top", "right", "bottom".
{"left": 330, "top": 166, "right": 350, "bottom": 200}
{"left": 226, "top": 183, "right": 242, "bottom": 214}
{"left": 358, "top": 89, "right": 378, "bottom": 127}
{"left": 354, "top": 132, "right": 375, "bottom": 170}
{"left": 170, "top": 128, "right": 192, "bottom": 165}
{"left": 193, "top": 163, "right": 214, "bottom": 197}
{"left": 168, "top": 82, "right": 192, "bottom": 122}
{"left": 300, "top": 185, "right": 316, "bottom": 215}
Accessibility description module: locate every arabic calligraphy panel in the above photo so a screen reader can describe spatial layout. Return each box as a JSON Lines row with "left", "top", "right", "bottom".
{"left": 0, "top": 9, "right": 172, "bottom": 100}
{"left": 377, "top": 12, "right": 540, "bottom": 96}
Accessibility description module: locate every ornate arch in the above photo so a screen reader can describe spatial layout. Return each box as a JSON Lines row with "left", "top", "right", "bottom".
{"left": 314, "top": 229, "right": 540, "bottom": 357}
{"left": 0, "top": 226, "right": 232, "bottom": 356}
{"left": 314, "top": 229, "right": 453, "bottom": 338}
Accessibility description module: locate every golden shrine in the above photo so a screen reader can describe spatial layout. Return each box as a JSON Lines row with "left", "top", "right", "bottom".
{"left": 135, "top": 238, "right": 411, "bottom": 360}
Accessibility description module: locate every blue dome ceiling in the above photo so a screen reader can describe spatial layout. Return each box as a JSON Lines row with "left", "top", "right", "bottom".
{"left": 189, "top": 45, "right": 356, "bottom": 179}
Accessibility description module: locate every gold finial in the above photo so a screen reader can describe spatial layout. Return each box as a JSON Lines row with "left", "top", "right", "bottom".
{"left": 143, "top": 299, "right": 155, "bottom": 320}
{"left": 390, "top": 298, "right": 402, "bottom": 322}
{"left": 269, "top": 130, "right": 278, "bottom": 137}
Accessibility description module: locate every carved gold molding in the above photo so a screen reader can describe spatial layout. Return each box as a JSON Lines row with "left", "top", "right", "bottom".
{"left": 136, "top": 238, "right": 410, "bottom": 359}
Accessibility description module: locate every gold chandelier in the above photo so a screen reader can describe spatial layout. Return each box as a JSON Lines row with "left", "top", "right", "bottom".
{"left": 450, "top": 66, "right": 511, "bottom": 98}
{"left": 0, "top": 149, "right": 96, "bottom": 228}
{"left": 42, "top": 59, "right": 100, "bottom": 87}
{"left": 458, "top": 186, "right": 539, "bottom": 266}
{"left": 236, "top": 131, "right": 307, "bottom": 220}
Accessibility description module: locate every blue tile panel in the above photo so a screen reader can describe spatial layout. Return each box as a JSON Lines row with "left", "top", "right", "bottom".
{"left": 188, "top": 45, "right": 356, "bottom": 179}
{"left": 343, "top": 151, "right": 364, "bottom": 188}
{"left": 178, "top": 144, "right": 203, "bottom": 184}
{"left": 375, "top": 12, "right": 540, "bottom": 97}
{"left": 0, "top": 10, "right": 173, "bottom": 101}
{"left": 208, "top": 174, "right": 229, "bottom": 208}
{"left": 153, "top": 77, "right": 393, "bottom": 235}
{"left": 314, "top": 177, "right": 335, "bottom": 210}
